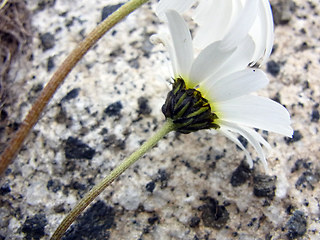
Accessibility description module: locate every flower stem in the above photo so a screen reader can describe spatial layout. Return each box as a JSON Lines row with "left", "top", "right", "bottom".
{"left": 0, "top": 0, "right": 149, "bottom": 176}
{"left": 0, "top": 0, "right": 9, "bottom": 9}
{"left": 50, "top": 119, "right": 175, "bottom": 240}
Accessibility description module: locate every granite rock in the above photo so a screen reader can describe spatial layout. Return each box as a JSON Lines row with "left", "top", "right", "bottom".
{"left": 0, "top": 0, "right": 319, "bottom": 239}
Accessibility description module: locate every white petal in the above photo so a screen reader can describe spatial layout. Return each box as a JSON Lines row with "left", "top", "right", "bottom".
{"left": 202, "top": 69, "right": 269, "bottom": 102}
{"left": 241, "top": 126, "right": 272, "bottom": 152}
{"left": 217, "top": 95, "right": 293, "bottom": 137}
{"left": 220, "top": 121, "right": 269, "bottom": 171}
{"left": 166, "top": 10, "right": 193, "bottom": 79}
{"left": 156, "top": 0, "right": 195, "bottom": 21}
{"left": 221, "top": 0, "right": 259, "bottom": 51}
{"left": 249, "top": 0, "right": 274, "bottom": 65}
{"left": 201, "top": 35, "right": 256, "bottom": 86}
{"left": 150, "top": 33, "right": 179, "bottom": 77}
{"left": 193, "top": 0, "right": 234, "bottom": 49}
{"left": 219, "top": 127, "right": 253, "bottom": 168}
{"left": 198, "top": 36, "right": 255, "bottom": 94}
{"left": 188, "top": 41, "right": 236, "bottom": 88}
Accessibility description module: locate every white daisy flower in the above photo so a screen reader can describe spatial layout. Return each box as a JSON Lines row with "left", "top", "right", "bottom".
{"left": 152, "top": 0, "right": 293, "bottom": 170}
{"left": 156, "top": 0, "right": 274, "bottom": 66}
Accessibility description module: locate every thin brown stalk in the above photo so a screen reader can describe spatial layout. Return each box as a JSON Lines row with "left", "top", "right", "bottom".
{"left": 0, "top": 0, "right": 149, "bottom": 176}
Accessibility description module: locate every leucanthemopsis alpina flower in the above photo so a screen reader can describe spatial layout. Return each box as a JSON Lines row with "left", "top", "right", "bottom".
{"left": 151, "top": 0, "right": 293, "bottom": 170}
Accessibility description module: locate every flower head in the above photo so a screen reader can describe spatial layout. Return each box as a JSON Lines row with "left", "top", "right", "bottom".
{"left": 156, "top": 0, "right": 274, "bottom": 66}
{"left": 152, "top": 0, "right": 293, "bottom": 169}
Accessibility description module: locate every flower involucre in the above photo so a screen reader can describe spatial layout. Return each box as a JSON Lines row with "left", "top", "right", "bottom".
{"left": 162, "top": 78, "right": 219, "bottom": 134}
{"left": 153, "top": 0, "right": 293, "bottom": 169}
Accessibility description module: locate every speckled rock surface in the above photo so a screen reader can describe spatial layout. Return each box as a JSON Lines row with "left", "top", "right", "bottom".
{"left": 0, "top": 0, "right": 319, "bottom": 239}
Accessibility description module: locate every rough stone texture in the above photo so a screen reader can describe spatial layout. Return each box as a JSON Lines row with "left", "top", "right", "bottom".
{"left": 286, "top": 210, "right": 307, "bottom": 239}
{"left": 253, "top": 174, "right": 277, "bottom": 198}
{"left": 64, "top": 136, "right": 96, "bottom": 160}
{"left": 21, "top": 214, "right": 47, "bottom": 240}
{"left": 0, "top": 0, "right": 319, "bottom": 239}
{"left": 63, "top": 200, "right": 115, "bottom": 240}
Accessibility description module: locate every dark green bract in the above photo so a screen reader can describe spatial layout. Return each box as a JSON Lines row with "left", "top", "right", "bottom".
{"left": 162, "top": 78, "right": 220, "bottom": 134}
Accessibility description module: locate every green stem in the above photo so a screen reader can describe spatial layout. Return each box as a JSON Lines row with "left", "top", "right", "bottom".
{"left": 0, "top": 0, "right": 9, "bottom": 9}
{"left": 50, "top": 119, "right": 175, "bottom": 240}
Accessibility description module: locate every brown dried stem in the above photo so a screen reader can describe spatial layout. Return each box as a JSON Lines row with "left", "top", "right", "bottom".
{"left": 0, "top": 0, "right": 149, "bottom": 176}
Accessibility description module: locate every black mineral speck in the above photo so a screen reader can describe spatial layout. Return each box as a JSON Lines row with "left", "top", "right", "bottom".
{"left": 299, "top": 42, "right": 309, "bottom": 51}
{"left": 61, "top": 88, "right": 80, "bottom": 102}
{"left": 37, "top": 0, "right": 56, "bottom": 10}
{"left": 230, "top": 161, "right": 252, "bottom": 187}
{"left": 141, "top": 37, "right": 154, "bottom": 58}
{"left": 311, "top": 109, "right": 319, "bottom": 122}
{"left": 128, "top": 58, "right": 140, "bottom": 69}
{"left": 71, "top": 181, "right": 86, "bottom": 191}
{"left": 137, "top": 97, "right": 152, "bottom": 115}
{"left": 148, "top": 215, "right": 159, "bottom": 225}
{"left": 286, "top": 205, "right": 295, "bottom": 215}
{"left": 47, "top": 179, "right": 62, "bottom": 193}
{"left": 104, "top": 101, "right": 123, "bottom": 117}
{"left": 65, "top": 137, "right": 96, "bottom": 160}
{"left": 157, "top": 169, "right": 169, "bottom": 189}
{"left": 22, "top": 214, "right": 47, "bottom": 240}
{"left": 253, "top": 175, "right": 276, "bottom": 198}
{"left": 63, "top": 200, "right": 115, "bottom": 240}
{"left": 272, "top": 92, "right": 281, "bottom": 104}
{"left": 284, "top": 130, "right": 303, "bottom": 144}
{"left": 40, "top": 32, "right": 55, "bottom": 51}
{"left": 103, "top": 134, "right": 126, "bottom": 150}
{"left": 145, "top": 181, "right": 156, "bottom": 193}
{"left": 237, "top": 135, "right": 248, "bottom": 149}
{"left": 101, "top": 3, "right": 124, "bottom": 22}
{"left": 265, "top": 233, "right": 272, "bottom": 240}
{"left": 286, "top": 211, "right": 307, "bottom": 239}
{"left": 54, "top": 203, "right": 65, "bottom": 213}
{"left": 189, "top": 216, "right": 200, "bottom": 228}
{"left": 302, "top": 81, "right": 309, "bottom": 90}
{"left": 200, "top": 197, "right": 229, "bottom": 229}
{"left": 0, "top": 182, "right": 11, "bottom": 195}
{"left": 267, "top": 60, "right": 281, "bottom": 77}
{"left": 291, "top": 159, "right": 310, "bottom": 173}
{"left": 47, "top": 56, "right": 55, "bottom": 72}
{"left": 271, "top": 0, "right": 296, "bottom": 25}
{"left": 31, "top": 83, "right": 43, "bottom": 93}
{"left": 0, "top": 109, "right": 8, "bottom": 122}
{"left": 295, "top": 171, "right": 319, "bottom": 190}
{"left": 100, "top": 128, "right": 108, "bottom": 135}
{"left": 55, "top": 106, "right": 68, "bottom": 124}
{"left": 109, "top": 47, "right": 124, "bottom": 57}
{"left": 8, "top": 122, "right": 20, "bottom": 131}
